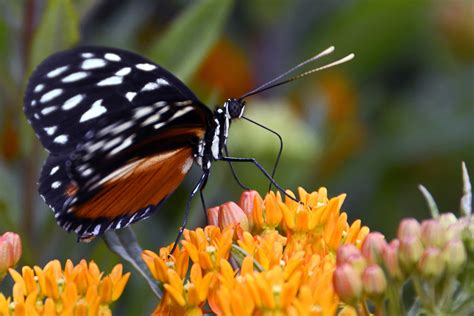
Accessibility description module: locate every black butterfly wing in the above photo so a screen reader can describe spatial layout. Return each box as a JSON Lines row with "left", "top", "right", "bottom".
{"left": 24, "top": 46, "right": 201, "bottom": 154}
{"left": 26, "top": 46, "right": 213, "bottom": 238}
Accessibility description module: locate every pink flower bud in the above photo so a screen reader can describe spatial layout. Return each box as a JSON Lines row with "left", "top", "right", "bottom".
{"left": 399, "top": 236, "right": 424, "bottom": 273}
{"left": 336, "top": 244, "right": 361, "bottom": 266}
{"left": 382, "top": 240, "right": 404, "bottom": 281}
{"left": 0, "top": 232, "right": 22, "bottom": 279}
{"left": 421, "top": 219, "right": 447, "bottom": 248}
{"left": 442, "top": 239, "right": 467, "bottom": 275}
{"left": 446, "top": 221, "right": 466, "bottom": 241}
{"left": 361, "top": 232, "right": 387, "bottom": 264}
{"left": 218, "top": 202, "right": 250, "bottom": 231}
{"left": 362, "top": 264, "right": 387, "bottom": 301}
{"left": 207, "top": 206, "right": 220, "bottom": 226}
{"left": 397, "top": 218, "right": 421, "bottom": 241}
{"left": 438, "top": 213, "right": 457, "bottom": 229}
{"left": 418, "top": 247, "right": 444, "bottom": 280}
{"left": 333, "top": 264, "right": 363, "bottom": 305}
{"left": 239, "top": 190, "right": 262, "bottom": 229}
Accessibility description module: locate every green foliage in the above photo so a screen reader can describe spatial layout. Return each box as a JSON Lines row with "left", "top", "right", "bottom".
{"left": 147, "top": 0, "right": 233, "bottom": 81}
{"left": 29, "top": 0, "right": 79, "bottom": 73}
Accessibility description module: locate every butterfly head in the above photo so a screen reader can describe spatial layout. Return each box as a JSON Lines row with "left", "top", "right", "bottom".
{"left": 224, "top": 98, "right": 246, "bottom": 119}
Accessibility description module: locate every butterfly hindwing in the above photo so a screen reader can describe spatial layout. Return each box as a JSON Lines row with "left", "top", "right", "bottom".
{"left": 24, "top": 46, "right": 201, "bottom": 154}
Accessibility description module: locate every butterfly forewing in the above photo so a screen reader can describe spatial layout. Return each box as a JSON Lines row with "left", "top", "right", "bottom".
{"left": 24, "top": 46, "right": 201, "bottom": 154}
{"left": 27, "top": 46, "right": 213, "bottom": 238}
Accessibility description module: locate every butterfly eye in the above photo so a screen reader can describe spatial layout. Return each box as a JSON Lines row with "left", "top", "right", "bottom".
{"left": 226, "top": 98, "right": 245, "bottom": 119}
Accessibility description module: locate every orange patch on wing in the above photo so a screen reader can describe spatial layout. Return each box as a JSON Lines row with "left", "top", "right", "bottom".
{"left": 72, "top": 147, "right": 194, "bottom": 220}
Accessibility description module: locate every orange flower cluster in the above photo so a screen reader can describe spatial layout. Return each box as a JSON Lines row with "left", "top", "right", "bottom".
{"left": 143, "top": 188, "right": 369, "bottom": 315}
{"left": 0, "top": 259, "right": 130, "bottom": 316}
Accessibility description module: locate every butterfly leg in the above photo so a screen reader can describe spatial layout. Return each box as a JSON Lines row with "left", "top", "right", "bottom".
{"left": 219, "top": 156, "right": 300, "bottom": 203}
{"left": 224, "top": 145, "right": 251, "bottom": 190}
{"left": 242, "top": 116, "right": 283, "bottom": 192}
{"left": 170, "top": 171, "right": 209, "bottom": 254}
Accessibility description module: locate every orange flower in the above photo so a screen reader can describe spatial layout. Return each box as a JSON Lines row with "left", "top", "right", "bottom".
{"left": 1, "top": 259, "right": 129, "bottom": 315}
{"left": 144, "top": 187, "right": 368, "bottom": 315}
{"left": 181, "top": 226, "right": 233, "bottom": 271}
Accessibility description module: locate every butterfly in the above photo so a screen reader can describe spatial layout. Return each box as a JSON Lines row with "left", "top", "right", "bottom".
{"left": 24, "top": 45, "right": 353, "bottom": 241}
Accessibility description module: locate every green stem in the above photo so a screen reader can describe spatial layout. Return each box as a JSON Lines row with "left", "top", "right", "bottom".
{"left": 386, "top": 282, "right": 405, "bottom": 316}
{"left": 412, "top": 276, "right": 435, "bottom": 312}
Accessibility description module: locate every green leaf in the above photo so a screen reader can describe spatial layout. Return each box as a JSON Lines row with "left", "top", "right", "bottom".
{"left": 103, "top": 227, "right": 162, "bottom": 299}
{"left": 231, "top": 244, "right": 264, "bottom": 272}
{"left": 29, "top": 0, "right": 80, "bottom": 73}
{"left": 147, "top": 0, "right": 233, "bottom": 82}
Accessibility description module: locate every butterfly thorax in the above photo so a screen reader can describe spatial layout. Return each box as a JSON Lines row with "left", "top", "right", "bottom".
{"left": 194, "top": 98, "right": 245, "bottom": 171}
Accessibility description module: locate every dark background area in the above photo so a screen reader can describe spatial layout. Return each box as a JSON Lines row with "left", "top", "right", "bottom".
{"left": 0, "top": 0, "right": 473, "bottom": 313}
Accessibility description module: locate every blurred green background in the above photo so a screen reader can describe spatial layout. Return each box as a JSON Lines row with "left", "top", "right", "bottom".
{"left": 0, "top": 0, "right": 473, "bottom": 313}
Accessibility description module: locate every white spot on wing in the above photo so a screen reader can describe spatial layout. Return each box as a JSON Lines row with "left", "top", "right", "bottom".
{"left": 81, "top": 52, "right": 94, "bottom": 58}
{"left": 108, "top": 135, "right": 133, "bottom": 156}
{"left": 182, "top": 157, "right": 194, "bottom": 174}
{"left": 82, "top": 168, "right": 93, "bottom": 177}
{"left": 136, "top": 63, "right": 156, "bottom": 71}
{"left": 62, "top": 71, "right": 88, "bottom": 83}
{"left": 50, "top": 166, "right": 59, "bottom": 175}
{"left": 85, "top": 140, "right": 105, "bottom": 153}
{"left": 80, "top": 99, "right": 107, "bottom": 122}
{"left": 44, "top": 126, "right": 57, "bottom": 135}
{"left": 62, "top": 94, "right": 84, "bottom": 110}
{"left": 31, "top": 100, "right": 37, "bottom": 106}
{"left": 40, "top": 89, "right": 62, "bottom": 103}
{"left": 115, "top": 67, "right": 131, "bottom": 76}
{"left": 168, "top": 106, "right": 193, "bottom": 121}
{"left": 111, "top": 121, "right": 134, "bottom": 135}
{"left": 141, "top": 78, "right": 169, "bottom": 92}
{"left": 97, "top": 76, "right": 122, "bottom": 86}
{"left": 47, "top": 65, "right": 68, "bottom": 78}
{"left": 82, "top": 58, "right": 106, "bottom": 70}
{"left": 104, "top": 53, "right": 121, "bottom": 61}
{"left": 153, "top": 122, "right": 165, "bottom": 130}
{"left": 34, "top": 84, "right": 45, "bottom": 93}
{"left": 134, "top": 106, "right": 153, "bottom": 119}
{"left": 140, "top": 106, "right": 169, "bottom": 127}
{"left": 103, "top": 136, "right": 123, "bottom": 151}
{"left": 53, "top": 134, "right": 68, "bottom": 144}
{"left": 51, "top": 181, "right": 61, "bottom": 189}
{"left": 92, "top": 225, "right": 101, "bottom": 236}
{"left": 125, "top": 92, "right": 137, "bottom": 102}
{"left": 41, "top": 106, "right": 57, "bottom": 115}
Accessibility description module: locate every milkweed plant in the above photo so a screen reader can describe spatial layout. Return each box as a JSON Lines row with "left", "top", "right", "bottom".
{"left": 0, "top": 163, "right": 472, "bottom": 315}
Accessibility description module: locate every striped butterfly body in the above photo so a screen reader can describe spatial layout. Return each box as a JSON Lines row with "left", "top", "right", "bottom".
{"left": 25, "top": 45, "right": 353, "bottom": 241}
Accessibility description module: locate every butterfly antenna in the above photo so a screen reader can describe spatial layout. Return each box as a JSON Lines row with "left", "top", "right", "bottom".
{"left": 238, "top": 47, "right": 354, "bottom": 101}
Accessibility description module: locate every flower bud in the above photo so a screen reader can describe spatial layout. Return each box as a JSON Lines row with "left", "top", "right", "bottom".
{"left": 397, "top": 218, "right": 421, "bottom": 241}
{"left": 418, "top": 247, "right": 444, "bottom": 280}
{"left": 362, "top": 265, "right": 387, "bottom": 301}
{"left": 446, "top": 221, "right": 466, "bottom": 241}
{"left": 421, "top": 219, "right": 447, "bottom": 248}
{"left": 207, "top": 206, "right": 219, "bottom": 227}
{"left": 239, "top": 190, "right": 262, "bottom": 229}
{"left": 336, "top": 245, "right": 366, "bottom": 275}
{"left": 218, "top": 202, "right": 250, "bottom": 231}
{"left": 333, "top": 264, "right": 363, "bottom": 305}
{"left": 336, "top": 244, "right": 361, "bottom": 266}
{"left": 382, "top": 240, "right": 404, "bottom": 281}
{"left": 438, "top": 213, "right": 457, "bottom": 229}
{"left": 442, "top": 239, "right": 467, "bottom": 275}
{"left": 361, "top": 232, "right": 387, "bottom": 264}
{"left": 0, "top": 232, "right": 22, "bottom": 279}
{"left": 399, "top": 236, "right": 424, "bottom": 273}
